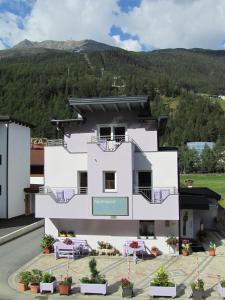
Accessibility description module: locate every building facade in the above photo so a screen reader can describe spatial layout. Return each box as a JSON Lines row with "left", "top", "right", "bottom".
{"left": 0, "top": 116, "right": 31, "bottom": 219}
{"left": 36, "top": 96, "right": 179, "bottom": 254}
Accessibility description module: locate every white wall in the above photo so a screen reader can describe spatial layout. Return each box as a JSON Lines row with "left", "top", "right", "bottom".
{"left": 44, "top": 146, "right": 87, "bottom": 187}
{"left": 134, "top": 151, "right": 178, "bottom": 188}
{"left": 45, "top": 218, "right": 179, "bottom": 254}
{"left": 0, "top": 124, "right": 7, "bottom": 218}
{"left": 8, "top": 123, "right": 30, "bottom": 218}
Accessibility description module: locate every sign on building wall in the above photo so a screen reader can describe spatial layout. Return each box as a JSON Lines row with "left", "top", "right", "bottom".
{"left": 92, "top": 197, "right": 128, "bottom": 216}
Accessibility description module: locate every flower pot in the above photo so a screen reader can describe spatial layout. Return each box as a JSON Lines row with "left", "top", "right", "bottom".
{"left": 80, "top": 283, "right": 107, "bottom": 295}
{"left": 18, "top": 282, "right": 29, "bottom": 292}
{"left": 209, "top": 249, "right": 215, "bottom": 256}
{"left": 40, "top": 280, "right": 57, "bottom": 294}
{"left": 30, "top": 283, "right": 40, "bottom": 294}
{"left": 218, "top": 283, "right": 225, "bottom": 298}
{"left": 192, "top": 289, "right": 205, "bottom": 299}
{"left": 122, "top": 287, "right": 133, "bottom": 298}
{"left": 182, "top": 250, "right": 189, "bottom": 256}
{"left": 149, "top": 285, "right": 176, "bottom": 298}
{"left": 43, "top": 247, "right": 51, "bottom": 254}
{"left": 151, "top": 250, "right": 158, "bottom": 257}
{"left": 58, "top": 283, "right": 71, "bottom": 295}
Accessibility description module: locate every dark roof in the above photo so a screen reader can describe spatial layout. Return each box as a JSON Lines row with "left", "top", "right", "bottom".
{"left": 180, "top": 195, "right": 210, "bottom": 210}
{"left": 68, "top": 96, "right": 150, "bottom": 113}
{"left": 0, "top": 116, "right": 33, "bottom": 128}
{"left": 24, "top": 184, "right": 42, "bottom": 194}
{"left": 180, "top": 187, "right": 221, "bottom": 200}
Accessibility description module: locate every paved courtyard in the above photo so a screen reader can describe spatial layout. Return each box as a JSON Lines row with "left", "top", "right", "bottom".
{"left": 9, "top": 249, "right": 225, "bottom": 299}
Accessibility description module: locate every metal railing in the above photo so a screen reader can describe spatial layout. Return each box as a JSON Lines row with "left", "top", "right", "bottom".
{"left": 39, "top": 186, "right": 88, "bottom": 203}
{"left": 135, "top": 186, "right": 178, "bottom": 203}
{"left": 91, "top": 135, "right": 134, "bottom": 152}
{"left": 47, "top": 139, "right": 67, "bottom": 147}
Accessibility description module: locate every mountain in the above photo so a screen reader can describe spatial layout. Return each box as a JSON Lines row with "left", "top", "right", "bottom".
{"left": 13, "top": 38, "right": 117, "bottom": 52}
{"left": 0, "top": 39, "right": 225, "bottom": 141}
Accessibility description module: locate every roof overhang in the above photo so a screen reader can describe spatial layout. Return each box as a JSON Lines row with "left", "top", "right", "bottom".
{"left": 0, "top": 116, "right": 34, "bottom": 128}
{"left": 68, "top": 96, "right": 149, "bottom": 114}
{"left": 180, "top": 195, "right": 210, "bottom": 210}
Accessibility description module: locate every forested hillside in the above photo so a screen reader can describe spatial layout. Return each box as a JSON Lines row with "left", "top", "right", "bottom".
{"left": 0, "top": 45, "right": 225, "bottom": 146}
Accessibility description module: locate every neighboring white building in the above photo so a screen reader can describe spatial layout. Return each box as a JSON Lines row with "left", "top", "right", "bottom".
{"left": 36, "top": 96, "right": 179, "bottom": 254}
{"left": 0, "top": 116, "right": 31, "bottom": 219}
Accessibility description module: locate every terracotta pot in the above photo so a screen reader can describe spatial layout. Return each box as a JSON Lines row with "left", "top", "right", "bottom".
{"left": 30, "top": 283, "right": 40, "bottom": 294}
{"left": 43, "top": 247, "right": 51, "bottom": 254}
{"left": 58, "top": 284, "right": 71, "bottom": 295}
{"left": 151, "top": 250, "right": 158, "bottom": 257}
{"left": 209, "top": 249, "right": 215, "bottom": 256}
{"left": 182, "top": 250, "right": 189, "bottom": 256}
{"left": 18, "top": 282, "right": 28, "bottom": 292}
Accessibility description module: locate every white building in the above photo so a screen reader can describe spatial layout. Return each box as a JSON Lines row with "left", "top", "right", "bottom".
{"left": 36, "top": 96, "right": 179, "bottom": 254}
{"left": 0, "top": 116, "right": 31, "bottom": 219}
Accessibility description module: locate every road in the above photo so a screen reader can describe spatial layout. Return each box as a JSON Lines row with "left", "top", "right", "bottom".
{"left": 0, "top": 227, "right": 44, "bottom": 300}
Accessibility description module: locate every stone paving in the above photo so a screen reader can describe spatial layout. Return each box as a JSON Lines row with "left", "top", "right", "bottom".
{"left": 9, "top": 251, "right": 225, "bottom": 299}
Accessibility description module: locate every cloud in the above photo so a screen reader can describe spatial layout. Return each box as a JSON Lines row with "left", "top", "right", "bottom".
{"left": 116, "top": 0, "right": 225, "bottom": 49}
{"left": 0, "top": 40, "right": 6, "bottom": 50}
{"left": 112, "top": 34, "right": 142, "bottom": 51}
{"left": 1, "top": 0, "right": 225, "bottom": 51}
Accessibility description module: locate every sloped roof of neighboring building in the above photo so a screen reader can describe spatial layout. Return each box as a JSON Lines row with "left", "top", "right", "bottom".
{"left": 180, "top": 187, "right": 221, "bottom": 200}
{"left": 0, "top": 116, "right": 33, "bottom": 128}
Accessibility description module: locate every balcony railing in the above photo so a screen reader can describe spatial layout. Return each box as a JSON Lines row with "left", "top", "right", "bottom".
{"left": 39, "top": 186, "right": 88, "bottom": 203}
{"left": 91, "top": 135, "right": 134, "bottom": 152}
{"left": 47, "top": 139, "right": 67, "bottom": 147}
{"left": 134, "top": 186, "right": 178, "bottom": 203}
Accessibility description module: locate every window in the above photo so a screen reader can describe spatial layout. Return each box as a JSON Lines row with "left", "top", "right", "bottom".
{"left": 104, "top": 171, "right": 116, "bottom": 192}
{"left": 78, "top": 171, "right": 88, "bottom": 194}
{"left": 98, "top": 125, "right": 126, "bottom": 141}
{"left": 139, "top": 221, "right": 155, "bottom": 237}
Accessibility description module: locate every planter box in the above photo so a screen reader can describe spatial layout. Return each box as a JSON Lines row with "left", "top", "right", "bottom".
{"left": 192, "top": 289, "right": 205, "bottom": 299}
{"left": 98, "top": 249, "right": 114, "bottom": 255}
{"left": 122, "top": 287, "right": 133, "bottom": 298}
{"left": 149, "top": 285, "right": 176, "bottom": 298}
{"left": 80, "top": 283, "right": 107, "bottom": 295}
{"left": 218, "top": 283, "right": 225, "bottom": 298}
{"left": 40, "top": 280, "right": 57, "bottom": 294}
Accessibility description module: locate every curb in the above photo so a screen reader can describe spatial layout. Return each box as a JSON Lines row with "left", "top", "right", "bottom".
{"left": 0, "top": 219, "right": 44, "bottom": 246}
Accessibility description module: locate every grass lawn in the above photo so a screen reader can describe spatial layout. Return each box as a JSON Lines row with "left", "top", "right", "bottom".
{"left": 180, "top": 174, "right": 225, "bottom": 208}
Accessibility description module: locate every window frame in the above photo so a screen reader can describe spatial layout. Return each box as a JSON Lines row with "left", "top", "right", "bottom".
{"left": 103, "top": 171, "right": 117, "bottom": 192}
{"left": 97, "top": 124, "right": 127, "bottom": 141}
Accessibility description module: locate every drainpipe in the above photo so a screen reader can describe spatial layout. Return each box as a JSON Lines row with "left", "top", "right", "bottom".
{"left": 6, "top": 123, "right": 9, "bottom": 219}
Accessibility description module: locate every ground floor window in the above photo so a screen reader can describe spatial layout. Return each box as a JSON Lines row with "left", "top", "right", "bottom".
{"left": 139, "top": 220, "right": 155, "bottom": 237}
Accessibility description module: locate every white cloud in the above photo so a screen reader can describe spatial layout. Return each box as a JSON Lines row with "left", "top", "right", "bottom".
{"left": 1, "top": 0, "right": 225, "bottom": 51}
{"left": 0, "top": 40, "right": 6, "bottom": 50}
{"left": 112, "top": 34, "right": 142, "bottom": 51}
{"left": 116, "top": 0, "right": 225, "bottom": 49}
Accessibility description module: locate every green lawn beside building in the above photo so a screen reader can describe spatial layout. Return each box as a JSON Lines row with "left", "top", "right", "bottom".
{"left": 180, "top": 174, "right": 225, "bottom": 208}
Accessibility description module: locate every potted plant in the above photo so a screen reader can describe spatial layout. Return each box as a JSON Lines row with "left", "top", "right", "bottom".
{"left": 182, "top": 240, "right": 191, "bottom": 256}
{"left": 18, "top": 271, "right": 31, "bottom": 292}
{"left": 149, "top": 266, "right": 176, "bottom": 298}
{"left": 208, "top": 241, "right": 216, "bottom": 256}
{"left": 166, "top": 236, "right": 178, "bottom": 247}
{"left": 151, "top": 246, "right": 159, "bottom": 257}
{"left": 121, "top": 278, "right": 134, "bottom": 298}
{"left": 40, "top": 234, "right": 55, "bottom": 254}
{"left": 30, "top": 269, "right": 42, "bottom": 294}
{"left": 80, "top": 258, "right": 107, "bottom": 295}
{"left": 191, "top": 278, "right": 205, "bottom": 299}
{"left": 58, "top": 276, "right": 72, "bottom": 295}
{"left": 59, "top": 230, "right": 67, "bottom": 237}
{"left": 40, "top": 272, "right": 57, "bottom": 294}
{"left": 218, "top": 279, "right": 225, "bottom": 298}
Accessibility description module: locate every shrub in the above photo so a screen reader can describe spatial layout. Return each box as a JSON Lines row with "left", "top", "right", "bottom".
{"left": 18, "top": 271, "right": 32, "bottom": 284}
{"left": 30, "top": 269, "right": 42, "bottom": 284}
{"left": 80, "top": 258, "right": 106, "bottom": 284}
{"left": 59, "top": 276, "right": 72, "bottom": 286}
{"left": 151, "top": 267, "right": 175, "bottom": 287}
{"left": 121, "top": 278, "right": 133, "bottom": 289}
{"left": 191, "top": 279, "right": 204, "bottom": 291}
{"left": 42, "top": 272, "right": 55, "bottom": 283}
{"left": 40, "top": 234, "right": 55, "bottom": 249}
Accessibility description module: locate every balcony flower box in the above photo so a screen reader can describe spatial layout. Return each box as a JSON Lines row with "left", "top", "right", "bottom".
{"left": 80, "top": 283, "right": 107, "bottom": 295}
{"left": 40, "top": 280, "right": 57, "bottom": 294}
{"left": 218, "top": 281, "right": 225, "bottom": 298}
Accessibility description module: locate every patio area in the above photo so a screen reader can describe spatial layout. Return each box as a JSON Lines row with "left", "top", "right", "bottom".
{"left": 10, "top": 248, "right": 225, "bottom": 299}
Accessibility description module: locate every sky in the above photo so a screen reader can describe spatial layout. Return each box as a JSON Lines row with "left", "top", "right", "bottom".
{"left": 1, "top": 0, "right": 225, "bottom": 51}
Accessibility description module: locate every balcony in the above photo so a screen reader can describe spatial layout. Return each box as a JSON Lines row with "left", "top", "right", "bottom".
{"left": 39, "top": 186, "right": 87, "bottom": 203}
{"left": 47, "top": 139, "right": 67, "bottom": 147}
{"left": 90, "top": 135, "right": 134, "bottom": 152}
{"left": 134, "top": 186, "right": 178, "bottom": 203}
